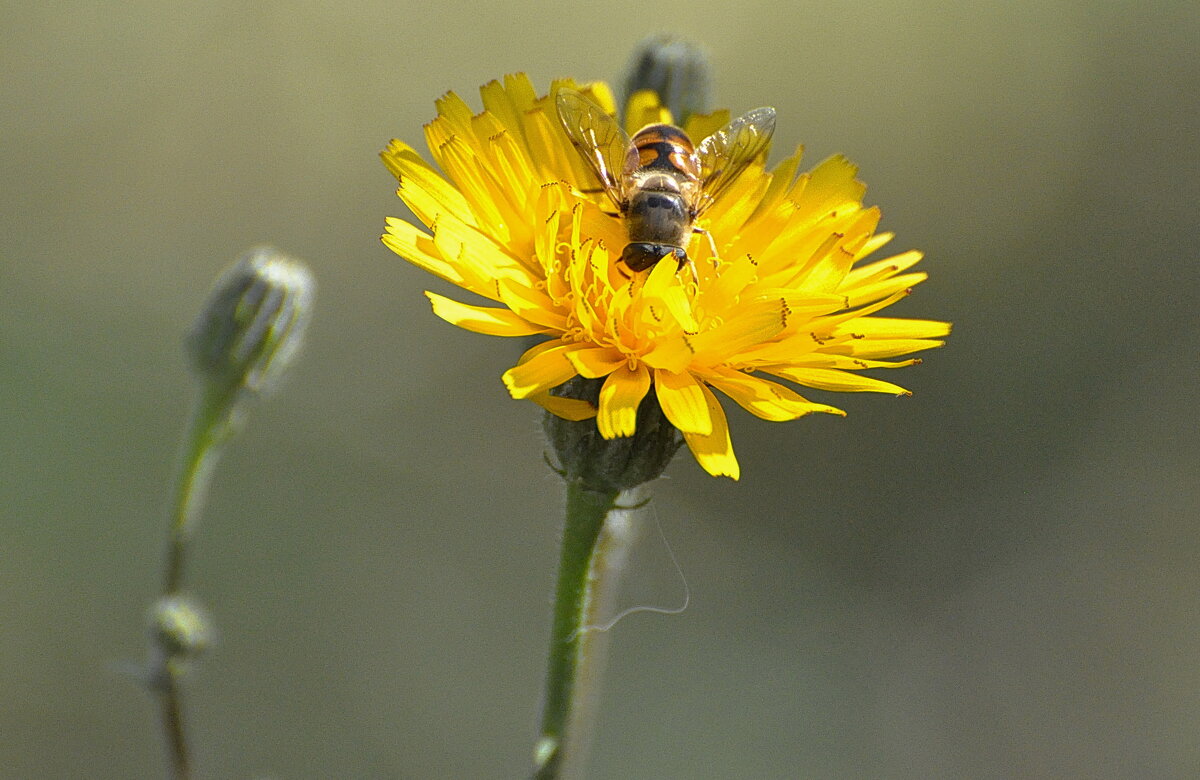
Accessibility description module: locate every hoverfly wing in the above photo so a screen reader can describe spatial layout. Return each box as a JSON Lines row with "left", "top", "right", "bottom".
{"left": 694, "top": 106, "right": 777, "bottom": 217}
{"left": 555, "top": 88, "right": 631, "bottom": 210}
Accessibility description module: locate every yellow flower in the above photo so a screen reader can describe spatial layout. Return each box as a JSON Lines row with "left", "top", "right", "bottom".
{"left": 382, "top": 74, "right": 949, "bottom": 480}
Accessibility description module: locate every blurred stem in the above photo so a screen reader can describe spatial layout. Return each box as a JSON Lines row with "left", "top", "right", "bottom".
{"left": 157, "top": 384, "right": 232, "bottom": 780}
{"left": 534, "top": 483, "right": 642, "bottom": 779}
{"left": 164, "top": 385, "right": 230, "bottom": 594}
{"left": 159, "top": 682, "right": 190, "bottom": 780}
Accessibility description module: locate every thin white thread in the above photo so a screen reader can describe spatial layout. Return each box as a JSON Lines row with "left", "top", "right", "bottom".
{"left": 570, "top": 507, "right": 690, "bottom": 639}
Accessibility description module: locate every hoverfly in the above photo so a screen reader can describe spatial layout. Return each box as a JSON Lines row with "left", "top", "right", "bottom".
{"left": 555, "top": 88, "right": 776, "bottom": 274}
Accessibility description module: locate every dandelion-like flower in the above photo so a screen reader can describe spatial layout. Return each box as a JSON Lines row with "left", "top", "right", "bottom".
{"left": 382, "top": 74, "right": 949, "bottom": 480}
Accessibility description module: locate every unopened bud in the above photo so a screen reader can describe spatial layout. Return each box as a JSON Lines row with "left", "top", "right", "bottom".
{"left": 543, "top": 377, "right": 683, "bottom": 493}
{"left": 149, "top": 595, "right": 212, "bottom": 661}
{"left": 620, "top": 34, "right": 713, "bottom": 125}
{"left": 186, "top": 246, "right": 314, "bottom": 397}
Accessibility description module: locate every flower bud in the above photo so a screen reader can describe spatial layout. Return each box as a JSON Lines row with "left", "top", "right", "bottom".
{"left": 543, "top": 377, "right": 683, "bottom": 493}
{"left": 186, "top": 246, "right": 315, "bottom": 397}
{"left": 620, "top": 34, "right": 713, "bottom": 125}
{"left": 149, "top": 595, "right": 212, "bottom": 661}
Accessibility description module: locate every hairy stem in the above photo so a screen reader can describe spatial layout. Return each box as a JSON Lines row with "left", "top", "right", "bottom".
{"left": 155, "top": 386, "right": 230, "bottom": 779}
{"left": 533, "top": 483, "right": 643, "bottom": 779}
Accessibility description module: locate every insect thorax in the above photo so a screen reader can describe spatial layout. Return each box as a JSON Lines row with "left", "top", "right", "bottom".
{"left": 625, "top": 189, "right": 692, "bottom": 246}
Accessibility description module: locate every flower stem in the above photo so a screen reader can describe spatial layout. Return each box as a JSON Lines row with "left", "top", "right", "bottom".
{"left": 159, "top": 680, "right": 190, "bottom": 780}
{"left": 534, "top": 482, "right": 644, "bottom": 779}
{"left": 164, "top": 387, "right": 227, "bottom": 595}
{"left": 155, "top": 385, "right": 230, "bottom": 779}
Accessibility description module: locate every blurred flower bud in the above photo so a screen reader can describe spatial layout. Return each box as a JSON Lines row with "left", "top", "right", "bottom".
{"left": 149, "top": 595, "right": 212, "bottom": 661}
{"left": 620, "top": 34, "right": 713, "bottom": 125}
{"left": 186, "top": 246, "right": 315, "bottom": 397}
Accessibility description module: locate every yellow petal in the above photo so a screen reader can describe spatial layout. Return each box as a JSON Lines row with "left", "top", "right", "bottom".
{"left": 705, "top": 368, "right": 845, "bottom": 421}
{"left": 831, "top": 338, "right": 946, "bottom": 360}
{"left": 842, "top": 249, "right": 922, "bottom": 288}
{"left": 467, "top": 111, "right": 542, "bottom": 232}
{"left": 654, "top": 369, "right": 712, "bottom": 435}
{"left": 624, "top": 89, "right": 671, "bottom": 135}
{"left": 382, "top": 218, "right": 464, "bottom": 287}
{"left": 759, "top": 206, "right": 875, "bottom": 291}
{"left": 791, "top": 353, "right": 922, "bottom": 370}
{"left": 433, "top": 90, "right": 474, "bottom": 131}
{"left": 833, "top": 317, "right": 952, "bottom": 340}
{"left": 428, "top": 132, "right": 508, "bottom": 231}
{"left": 496, "top": 278, "right": 569, "bottom": 330}
{"left": 597, "top": 363, "right": 651, "bottom": 438}
{"left": 681, "top": 383, "right": 740, "bottom": 480}
{"left": 747, "top": 146, "right": 803, "bottom": 225}
{"left": 430, "top": 215, "right": 538, "bottom": 291}
{"left": 503, "top": 73, "right": 538, "bottom": 112}
{"left": 567, "top": 347, "right": 626, "bottom": 379}
{"left": 701, "top": 251, "right": 760, "bottom": 311}
{"left": 381, "top": 139, "right": 477, "bottom": 228}
{"left": 580, "top": 81, "right": 618, "bottom": 115}
{"left": 641, "top": 335, "right": 695, "bottom": 373}
{"left": 425, "top": 291, "right": 548, "bottom": 337}
{"left": 530, "top": 390, "right": 597, "bottom": 421}
{"left": 479, "top": 79, "right": 527, "bottom": 146}
{"left": 502, "top": 342, "right": 581, "bottom": 398}
{"left": 855, "top": 230, "right": 893, "bottom": 256}
{"left": 641, "top": 258, "right": 699, "bottom": 333}
{"left": 791, "top": 154, "right": 866, "bottom": 223}
{"left": 764, "top": 366, "right": 911, "bottom": 395}
{"left": 800, "top": 208, "right": 881, "bottom": 292}
{"left": 526, "top": 105, "right": 592, "bottom": 187}
{"left": 843, "top": 272, "right": 928, "bottom": 308}
{"left": 688, "top": 297, "right": 791, "bottom": 363}
{"left": 816, "top": 289, "right": 913, "bottom": 333}
{"left": 707, "top": 164, "right": 771, "bottom": 240}
{"left": 683, "top": 109, "right": 731, "bottom": 144}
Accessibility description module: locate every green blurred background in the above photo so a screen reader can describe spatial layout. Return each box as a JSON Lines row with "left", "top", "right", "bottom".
{"left": 4, "top": 1, "right": 1198, "bottom": 777}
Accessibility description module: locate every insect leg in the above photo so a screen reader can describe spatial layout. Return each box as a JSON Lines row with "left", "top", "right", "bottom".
{"left": 693, "top": 226, "right": 720, "bottom": 266}
{"left": 672, "top": 247, "right": 700, "bottom": 287}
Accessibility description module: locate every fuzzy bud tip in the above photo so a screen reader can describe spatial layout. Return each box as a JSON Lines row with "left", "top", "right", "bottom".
{"left": 186, "top": 245, "right": 315, "bottom": 396}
